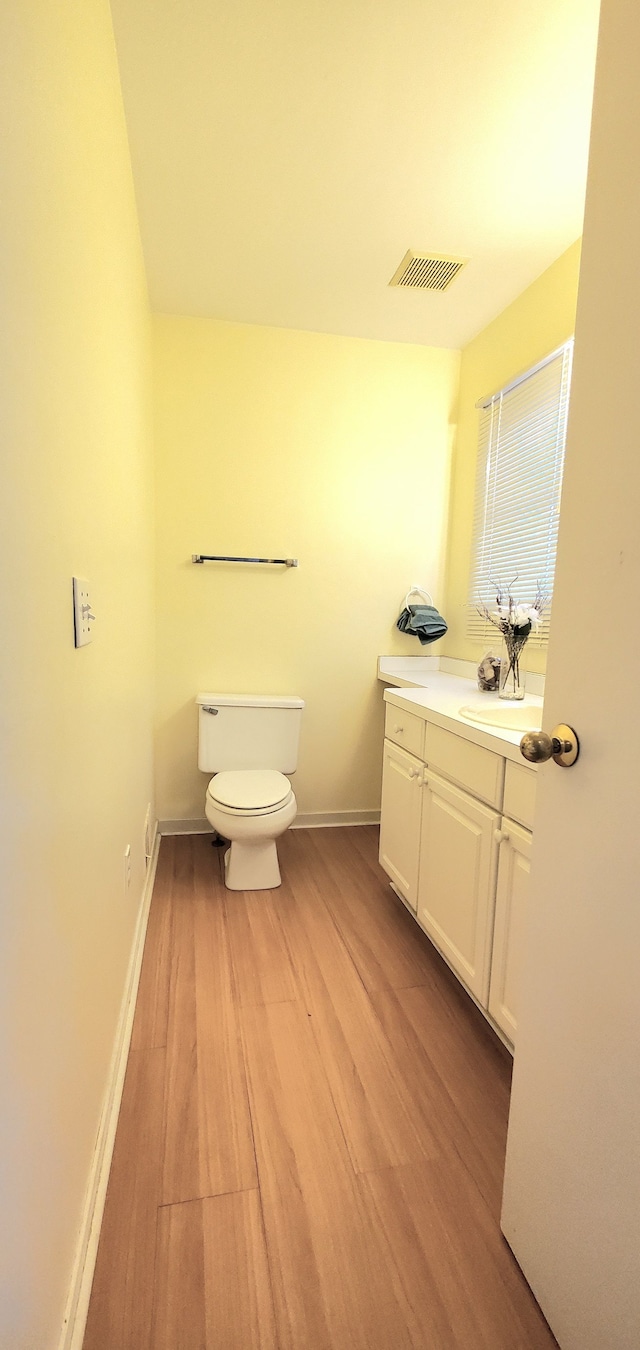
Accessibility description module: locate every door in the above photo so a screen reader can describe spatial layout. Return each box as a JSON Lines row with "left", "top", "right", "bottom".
{"left": 418, "top": 770, "right": 499, "bottom": 1004}
{"left": 488, "top": 819, "right": 531, "bottom": 1044}
{"left": 378, "top": 739, "right": 423, "bottom": 910}
{"left": 501, "top": 3, "right": 640, "bottom": 1346}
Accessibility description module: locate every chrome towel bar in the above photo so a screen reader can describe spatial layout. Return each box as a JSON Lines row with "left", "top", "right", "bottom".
{"left": 192, "top": 554, "right": 298, "bottom": 567}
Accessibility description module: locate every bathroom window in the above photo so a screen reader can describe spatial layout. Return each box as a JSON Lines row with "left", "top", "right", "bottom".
{"left": 467, "top": 339, "right": 574, "bottom": 645}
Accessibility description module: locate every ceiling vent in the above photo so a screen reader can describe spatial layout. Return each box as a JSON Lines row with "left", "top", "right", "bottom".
{"left": 389, "top": 249, "right": 469, "bottom": 292}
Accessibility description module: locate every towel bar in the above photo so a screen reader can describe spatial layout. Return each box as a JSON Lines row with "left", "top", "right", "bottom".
{"left": 192, "top": 554, "right": 298, "bottom": 567}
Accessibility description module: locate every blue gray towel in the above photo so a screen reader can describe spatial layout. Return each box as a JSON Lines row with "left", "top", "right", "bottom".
{"left": 396, "top": 603, "right": 448, "bottom": 646}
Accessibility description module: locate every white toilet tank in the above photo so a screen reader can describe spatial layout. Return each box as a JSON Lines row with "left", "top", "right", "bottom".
{"left": 196, "top": 693, "right": 304, "bottom": 773}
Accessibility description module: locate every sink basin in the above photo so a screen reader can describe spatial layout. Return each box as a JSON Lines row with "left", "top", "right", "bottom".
{"left": 459, "top": 703, "right": 543, "bottom": 732}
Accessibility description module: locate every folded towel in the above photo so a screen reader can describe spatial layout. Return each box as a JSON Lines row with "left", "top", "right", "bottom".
{"left": 396, "top": 603, "right": 448, "bottom": 646}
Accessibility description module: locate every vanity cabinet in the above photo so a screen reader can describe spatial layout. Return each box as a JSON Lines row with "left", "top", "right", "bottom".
{"left": 379, "top": 709, "right": 536, "bottom": 1048}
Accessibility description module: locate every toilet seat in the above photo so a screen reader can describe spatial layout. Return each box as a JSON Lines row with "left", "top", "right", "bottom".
{"left": 207, "top": 769, "right": 292, "bottom": 816}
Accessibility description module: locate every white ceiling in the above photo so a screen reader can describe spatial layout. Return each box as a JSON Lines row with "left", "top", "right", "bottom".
{"left": 110, "top": 0, "right": 601, "bottom": 348}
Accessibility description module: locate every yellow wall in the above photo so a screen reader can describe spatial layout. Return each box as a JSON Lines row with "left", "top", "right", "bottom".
{"left": 443, "top": 240, "right": 582, "bottom": 670}
{"left": 0, "top": 3, "right": 154, "bottom": 1345}
{"left": 153, "top": 316, "right": 459, "bottom": 822}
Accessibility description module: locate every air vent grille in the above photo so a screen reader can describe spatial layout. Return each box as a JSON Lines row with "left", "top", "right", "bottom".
{"left": 389, "top": 250, "right": 468, "bottom": 291}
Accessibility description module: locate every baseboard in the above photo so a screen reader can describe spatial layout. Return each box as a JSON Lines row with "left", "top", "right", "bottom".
{"left": 158, "top": 817, "right": 214, "bottom": 834}
{"left": 58, "top": 833, "right": 161, "bottom": 1350}
{"left": 159, "top": 812, "right": 380, "bottom": 834}
{"left": 292, "top": 810, "right": 380, "bottom": 828}
{"left": 145, "top": 815, "right": 159, "bottom": 863}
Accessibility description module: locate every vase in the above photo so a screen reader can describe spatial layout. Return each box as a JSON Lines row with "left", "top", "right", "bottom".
{"left": 499, "top": 631, "right": 527, "bottom": 700}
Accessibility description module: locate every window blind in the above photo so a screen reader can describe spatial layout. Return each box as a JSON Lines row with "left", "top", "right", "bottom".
{"left": 467, "top": 340, "right": 573, "bottom": 646}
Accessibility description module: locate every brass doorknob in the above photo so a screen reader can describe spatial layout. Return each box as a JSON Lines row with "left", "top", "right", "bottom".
{"left": 520, "top": 723, "right": 579, "bottom": 768}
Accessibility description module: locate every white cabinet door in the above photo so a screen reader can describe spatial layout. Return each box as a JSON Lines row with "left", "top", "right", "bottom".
{"left": 488, "top": 819, "right": 532, "bottom": 1045}
{"left": 417, "top": 770, "right": 499, "bottom": 1005}
{"left": 378, "top": 738, "right": 423, "bottom": 911}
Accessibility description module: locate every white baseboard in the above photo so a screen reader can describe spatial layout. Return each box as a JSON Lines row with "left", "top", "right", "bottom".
{"left": 158, "top": 817, "right": 213, "bottom": 834}
{"left": 58, "top": 833, "right": 161, "bottom": 1350}
{"left": 159, "top": 811, "right": 380, "bottom": 834}
{"left": 145, "top": 815, "right": 159, "bottom": 864}
{"left": 292, "top": 810, "right": 380, "bottom": 828}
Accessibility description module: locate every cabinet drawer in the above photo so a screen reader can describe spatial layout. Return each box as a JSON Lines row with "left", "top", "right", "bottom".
{"left": 384, "top": 705, "right": 425, "bottom": 760}
{"left": 503, "top": 762, "right": 537, "bottom": 831}
{"left": 424, "top": 722, "right": 504, "bottom": 808}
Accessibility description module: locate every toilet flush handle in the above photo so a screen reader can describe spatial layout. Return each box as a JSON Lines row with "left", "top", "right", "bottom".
{"left": 202, "top": 706, "right": 219, "bottom": 715}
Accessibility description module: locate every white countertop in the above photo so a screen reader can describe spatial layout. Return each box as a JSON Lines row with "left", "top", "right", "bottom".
{"left": 378, "top": 658, "right": 543, "bottom": 768}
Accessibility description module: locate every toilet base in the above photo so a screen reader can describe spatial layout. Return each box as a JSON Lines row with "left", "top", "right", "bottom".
{"left": 224, "top": 837, "right": 282, "bottom": 890}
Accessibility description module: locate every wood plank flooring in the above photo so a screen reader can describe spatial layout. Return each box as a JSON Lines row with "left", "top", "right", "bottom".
{"left": 83, "top": 828, "right": 557, "bottom": 1350}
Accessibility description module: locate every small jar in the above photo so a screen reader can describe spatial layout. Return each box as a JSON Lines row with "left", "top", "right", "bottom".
{"left": 477, "top": 652, "right": 501, "bottom": 692}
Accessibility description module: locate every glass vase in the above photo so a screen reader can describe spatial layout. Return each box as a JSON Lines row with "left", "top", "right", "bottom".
{"left": 499, "top": 631, "right": 527, "bottom": 700}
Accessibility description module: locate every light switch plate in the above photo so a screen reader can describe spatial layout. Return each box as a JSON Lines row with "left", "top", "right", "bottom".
{"left": 73, "top": 577, "right": 93, "bottom": 647}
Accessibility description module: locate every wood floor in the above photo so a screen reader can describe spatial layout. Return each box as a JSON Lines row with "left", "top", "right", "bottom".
{"left": 83, "top": 827, "right": 557, "bottom": 1350}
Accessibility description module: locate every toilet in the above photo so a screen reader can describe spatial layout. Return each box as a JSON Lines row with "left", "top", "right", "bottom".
{"left": 196, "top": 693, "right": 304, "bottom": 890}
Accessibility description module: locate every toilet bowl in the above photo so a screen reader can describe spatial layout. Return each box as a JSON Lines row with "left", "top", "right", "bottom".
{"left": 205, "top": 768, "right": 298, "bottom": 890}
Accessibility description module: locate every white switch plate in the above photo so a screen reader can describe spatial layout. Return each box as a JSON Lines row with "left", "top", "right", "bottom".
{"left": 73, "top": 577, "right": 93, "bottom": 647}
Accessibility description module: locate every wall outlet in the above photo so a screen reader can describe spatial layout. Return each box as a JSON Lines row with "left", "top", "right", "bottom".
{"left": 124, "top": 844, "right": 131, "bottom": 893}
{"left": 72, "top": 577, "right": 95, "bottom": 647}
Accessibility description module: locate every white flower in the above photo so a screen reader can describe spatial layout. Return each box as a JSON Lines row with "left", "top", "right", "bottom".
{"left": 514, "top": 604, "right": 540, "bottom": 628}
{"left": 476, "top": 580, "right": 546, "bottom": 638}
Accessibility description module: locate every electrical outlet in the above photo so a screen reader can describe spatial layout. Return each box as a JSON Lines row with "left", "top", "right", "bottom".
{"left": 124, "top": 844, "right": 131, "bottom": 893}
{"left": 73, "top": 577, "right": 95, "bottom": 647}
